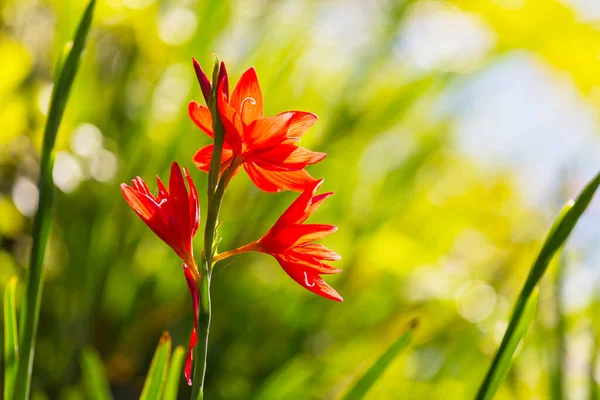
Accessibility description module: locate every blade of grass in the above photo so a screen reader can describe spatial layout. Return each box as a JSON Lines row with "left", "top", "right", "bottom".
{"left": 4, "top": 277, "right": 19, "bottom": 399}
{"left": 550, "top": 255, "right": 566, "bottom": 400}
{"left": 341, "top": 320, "right": 418, "bottom": 400}
{"left": 13, "top": 1, "right": 96, "bottom": 398}
{"left": 140, "top": 333, "right": 172, "bottom": 400}
{"left": 81, "top": 347, "right": 112, "bottom": 400}
{"left": 164, "top": 346, "right": 185, "bottom": 400}
{"left": 475, "top": 171, "right": 600, "bottom": 400}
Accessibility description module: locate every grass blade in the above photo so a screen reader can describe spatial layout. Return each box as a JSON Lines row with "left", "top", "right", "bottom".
{"left": 13, "top": 1, "right": 95, "bottom": 398}
{"left": 4, "top": 277, "right": 19, "bottom": 399}
{"left": 81, "top": 347, "right": 113, "bottom": 400}
{"left": 140, "top": 332, "right": 172, "bottom": 400}
{"left": 342, "top": 320, "right": 417, "bottom": 400}
{"left": 164, "top": 346, "right": 186, "bottom": 400}
{"left": 476, "top": 171, "right": 600, "bottom": 400}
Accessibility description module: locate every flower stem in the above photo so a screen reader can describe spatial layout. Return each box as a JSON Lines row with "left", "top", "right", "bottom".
{"left": 213, "top": 242, "right": 259, "bottom": 263}
{"left": 191, "top": 260, "right": 211, "bottom": 400}
{"left": 191, "top": 57, "right": 238, "bottom": 399}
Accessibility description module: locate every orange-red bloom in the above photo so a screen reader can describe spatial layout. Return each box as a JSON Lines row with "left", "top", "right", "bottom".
{"left": 189, "top": 62, "right": 325, "bottom": 192}
{"left": 183, "top": 263, "right": 199, "bottom": 386}
{"left": 121, "top": 162, "right": 200, "bottom": 273}
{"left": 216, "top": 179, "right": 342, "bottom": 301}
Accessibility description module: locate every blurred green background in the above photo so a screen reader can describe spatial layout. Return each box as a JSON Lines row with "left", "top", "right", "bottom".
{"left": 1, "top": 0, "right": 600, "bottom": 398}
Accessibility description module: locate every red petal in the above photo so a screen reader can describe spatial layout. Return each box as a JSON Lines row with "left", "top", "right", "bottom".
{"left": 243, "top": 163, "right": 319, "bottom": 192}
{"left": 121, "top": 184, "right": 174, "bottom": 247}
{"left": 192, "top": 58, "right": 211, "bottom": 104}
{"left": 291, "top": 243, "right": 341, "bottom": 261}
{"left": 250, "top": 144, "right": 326, "bottom": 171}
{"left": 276, "top": 257, "right": 343, "bottom": 302}
{"left": 217, "top": 81, "right": 243, "bottom": 153}
{"left": 193, "top": 145, "right": 214, "bottom": 173}
{"left": 230, "top": 67, "right": 263, "bottom": 125}
{"left": 286, "top": 112, "right": 318, "bottom": 139}
{"left": 247, "top": 113, "right": 293, "bottom": 148}
{"left": 193, "top": 144, "right": 235, "bottom": 174}
{"left": 275, "top": 180, "right": 323, "bottom": 226}
{"left": 169, "top": 162, "right": 191, "bottom": 241}
{"left": 218, "top": 61, "right": 229, "bottom": 98}
{"left": 183, "top": 264, "right": 200, "bottom": 386}
{"left": 189, "top": 101, "right": 214, "bottom": 138}
{"left": 268, "top": 224, "right": 337, "bottom": 250}
{"left": 183, "top": 167, "right": 200, "bottom": 237}
{"left": 243, "top": 162, "right": 281, "bottom": 192}
{"left": 277, "top": 252, "right": 342, "bottom": 275}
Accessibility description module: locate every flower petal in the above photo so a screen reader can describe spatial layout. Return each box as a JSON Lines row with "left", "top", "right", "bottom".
{"left": 286, "top": 112, "right": 318, "bottom": 139}
{"left": 183, "top": 167, "right": 200, "bottom": 237}
{"left": 291, "top": 243, "right": 341, "bottom": 261}
{"left": 231, "top": 67, "right": 263, "bottom": 125}
{"left": 189, "top": 101, "right": 214, "bottom": 138}
{"left": 276, "top": 257, "right": 343, "bottom": 302}
{"left": 192, "top": 58, "right": 211, "bottom": 104}
{"left": 275, "top": 179, "right": 323, "bottom": 226}
{"left": 244, "top": 162, "right": 281, "bottom": 192}
{"left": 169, "top": 162, "right": 191, "bottom": 239}
{"left": 121, "top": 184, "right": 174, "bottom": 246}
{"left": 250, "top": 144, "right": 326, "bottom": 171}
{"left": 278, "top": 252, "right": 342, "bottom": 275}
{"left": 243, "top": 163, "right": 319, "bottom": 192}
{"left": 217, "top": 80, "right": 243, "bottom": 153}
{"left": 193, "top": 144, "right": 214, "bottom": 173}
{"left": 193, "top": 144, "right": 235, "bottom": 174}
{"left": 247, "top": 113, "right": 293, "bottom": 147}
{"left": 266, "top": 224, "right": 337, "bottom": 251}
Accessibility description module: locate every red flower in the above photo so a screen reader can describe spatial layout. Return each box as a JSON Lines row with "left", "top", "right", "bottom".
{"left": 189, "top": 62, "right": 326, "bottom": 192}
{"left": 121, "top": 162, "right": 200, "bottom": 273}
{"left": 183, "top": 263, "right": 199, "bottom": 386}
{"left": 215, "top": 179, "right": 342, "bottom": 301}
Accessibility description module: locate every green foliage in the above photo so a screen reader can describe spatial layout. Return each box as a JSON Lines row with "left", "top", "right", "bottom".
{"left": 140, "top": 333, "right": 172, "bottom": 400}
{"left": 342, "top": 320, "right": 417, "bottom": 400}
{"left": 0, "top": 0, "right": 599, "bottom": 399}
{"left": 81, "top": 347, "right": 113, "bottom": 400}
{"left": 476, "top": 290, "right": 539, "bottom": 400}
{"left": 13, "top": 1, "right": 96, "bottom": 398}
{"left": 4, "top": 277, "right": 19, "bottom": 399}
{"left": 164, "top": 346, "right": 186, "bottom": 400}
{"left": 476, "top": 172, "right": 600, "bottom": 400}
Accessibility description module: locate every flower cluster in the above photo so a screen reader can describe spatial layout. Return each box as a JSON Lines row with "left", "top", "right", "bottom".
{"left": 121, "top": 58, "right": 342, "bottom": 387}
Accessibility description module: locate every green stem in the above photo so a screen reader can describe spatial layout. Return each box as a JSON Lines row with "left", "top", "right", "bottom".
{"left": 191, "top": 163, "right": 238, "bottom": 400}
{"left": 14, "top": 2, "right": 95, "bottom": 398}
{"left": 191, "top": 260, "right": 211, "bottom": 400}
{"left": 190, "top": 57, "right": 237, "bottom": 400}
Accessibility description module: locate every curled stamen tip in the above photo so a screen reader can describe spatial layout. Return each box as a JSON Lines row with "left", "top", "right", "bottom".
{"left": 241, "top": 97, "right": 257, "bottom": 108}
{"left": 303, "top": 271, "right": 316, "bottom": 287}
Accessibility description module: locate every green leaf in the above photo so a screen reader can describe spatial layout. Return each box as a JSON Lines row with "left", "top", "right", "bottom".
{"left": 476, "top": 170, "right": 600, "bottom": 400}
{"left": 14, "top": 1, "right": 96, "bottom": 399}
{"left": 478, "top": 290, "right": 539, "bottom": 400}
{"left": 4, "top": 277, "right": 19, "bottom": 400}
{"left": 81, "top": 347, "right": 112, "bottom": 400}
{"left": 140, "top": 333, "right": 172, "bottom": 400}
{"left": 164, "top": 346, "right": 186, "bottom": 400}
{"left": 342, "top": 320, "right": 417, "bottom": 400}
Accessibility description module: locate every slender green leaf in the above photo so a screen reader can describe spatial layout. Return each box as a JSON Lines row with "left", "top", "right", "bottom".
{"left": 140, "top": 333, "right": 172, "bottom": 400}
{"left": 478, "top": 290, "right": 539, "bottom": 400}
{"left": 81, "top": 347, "right": 112, "bottom": 400}
{"left": 164, "top": 346, "right": 185, "bottom": 400}
{"left": 342, "top": 320, "right": 417, "bottom": 400}
{"left": 4, "top": 277, "right": 19, "bottom": 400}
{"left": 476, "top": 170, "right": 600, "bottom": 400}
{"left": 14, "top": 1, "right": 96, "bottom": 399}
